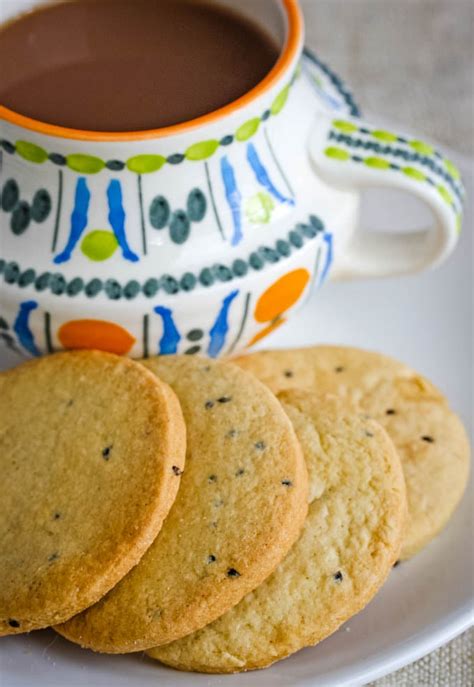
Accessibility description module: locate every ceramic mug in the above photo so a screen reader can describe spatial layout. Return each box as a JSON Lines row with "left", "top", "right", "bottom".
{"left": 0, "top": 0, "right": 464, "bottom": 359}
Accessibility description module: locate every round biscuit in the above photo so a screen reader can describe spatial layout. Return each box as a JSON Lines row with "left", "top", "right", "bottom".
{"left": 0, "top": 351, "right": 185, "bottom": 635}
{"left": 148, "top": 390, "right": 406, "bottom": 672}
{"left": 234, "top": 346, "right": 470, "bottom": 559}
{"left": 57, "top": 356, "right": 308, "bottom": 652}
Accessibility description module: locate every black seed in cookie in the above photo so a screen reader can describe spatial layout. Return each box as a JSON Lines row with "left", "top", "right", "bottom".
{"left": 205, "top": 400, "right": 215, "bottom": 409}
{"left": 8, "top": 619, "right": 20, "bottom": 628}
{"left": 48, "top": 552, "right": 59, "bottom": 562}
{"left": 283, "top": 370, "right": 294, "bottom": 378}
{"left": 227, "top": 568, "right": 241, "bottom": 578}
{"left": 52, "top": 512, "right": 61, "bottom": 520}
{"left": 207, "top": 555, "right": 217, "bottom": 564}
{"left": 217, "top": 396, "right": 232, "bottom": 404}
{"left": 102, "top": 445, "right": 113, "bottom": 460}
{"left": 208, "top": 474, "right": 217, "bottom": 483}
{"left": 365, "top": 431, "right": 374, "bottom": 437}
{"left": 254, "top": 441, "right": 266, "bottom": 451}
{"left": 172, "top": 465, "right": 183, "bottom": 476}
{"left": 421, "top": 435, "right": 435, "bottom": 443}
{"left": 393, "top": 559, "right": 401, "bottom": 568}
{"left": 334, "top": 366, "right": 345, "bottom": 373}
{"left": 235, "top": 468, "right": 245, "bottom": 476}
{"left": 226, "top": 429, "right": 238, "bottom": 438}
{"left": 66, "top": 399, "right": 74, "bottom": 407}
{"left": 281, "top": 479, "right": 293, "bottom": 487}
{"left": 333, "top": 571, "right": 343, "bottom": 583}
{"left": 386, "top": 408, "right": 396, "bottom": 415}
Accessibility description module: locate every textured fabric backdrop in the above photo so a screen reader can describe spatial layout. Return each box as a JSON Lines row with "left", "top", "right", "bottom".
{"left": 301, "top": 0, "right": 474, "bottom": 153}
{"left": 301, "top": 0, "right": 473, "bottom": 684}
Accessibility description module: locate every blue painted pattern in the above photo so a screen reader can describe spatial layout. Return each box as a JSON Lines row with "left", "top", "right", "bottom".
{"left": 107, "top": 180, "right": 139, "bottom": 262}
{"left": 154, "top": 306, "right": 181, "bottom": 355}
{"left": 54, "top": 178, "right": 90, "bottom": 264}
{"left": 208, "top": 290, "right": 239, "bottom": 358}
{"left": 247, "top": 143, "right": 295, "bottom": 206}
{"left": 13, "top": 300, "right": 40, "bottom": 356}
{"left": 54, "top": 178, "right": 138, "bottom": 264}
{"left": 221, "top": 157, "right": 242, "bottom": 246}
{"left": 320, "top": 233, "right": 333, "bottom": 284}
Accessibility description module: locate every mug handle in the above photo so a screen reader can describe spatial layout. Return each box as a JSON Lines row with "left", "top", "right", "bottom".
{"left": 308, "top": 113, "right": 464, "bottom": 278}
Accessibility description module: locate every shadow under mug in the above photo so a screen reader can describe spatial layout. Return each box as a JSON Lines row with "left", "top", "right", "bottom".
{"left": 0, "top": 0, "right": 464, "bottom": 359}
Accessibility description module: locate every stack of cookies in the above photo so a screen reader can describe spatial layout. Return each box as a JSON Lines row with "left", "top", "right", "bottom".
{"left": 0, "top": 346, "right": 469, "bottom": 673}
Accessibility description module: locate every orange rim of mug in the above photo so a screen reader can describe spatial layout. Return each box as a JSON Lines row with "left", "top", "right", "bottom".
{"left": 0, "top": 0, "right": 303, "bottom": 142}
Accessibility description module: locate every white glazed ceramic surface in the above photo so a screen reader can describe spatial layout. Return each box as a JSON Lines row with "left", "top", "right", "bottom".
{"left": 0, "top": 150, "right": 472, "bottom": 686}
{"left": 0, "top": 0, "right": 465, "bottom": 359}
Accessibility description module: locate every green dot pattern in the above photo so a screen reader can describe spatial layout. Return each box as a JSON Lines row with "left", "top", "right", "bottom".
{"left": 126, "top": 155, "right": 166, "bottom": 174}
{"left": 143, "top": 278, "right": 159, "bottom": 297}
{"left": 372, "top": 130, "right": 398, "bottom": 142}
{"left": 364, "top": 157, "right": 391, "bottom": 169}
{"left": 235, "top": 118, "right": 261, "bottom": 142}
{"left": 85, "top": 278, "right": 102, "bottom": 297}
{"left": 81, "top": 230, "right": 119, "bottom": 261}
{"left": 35, "top": 273, "right": 51, "bottom": 291}
{"left": 325, "top": 146, "right": 351, "bottom": 161}
{"left": 409, "top": 140, "right": 434, "bottom": 155}
{"left": 271, "top": 85, "right": 290, "bottom": 115}
{"left": 67, "top": 277, "right": 84, "bottom": 296}
{"left": 245, "top": 192, "right": 275, "bottom": 224}
{"left": 437, "top": 184, "right": 453, "bottom": 205}
{"left": 1, "top": 180, "right": 19, "bottom": 212}
{"left": 67, "top": 154, "right": 105, "bottom": 174}
{"left": 1, "top": 69, "right": 300, "bottom": 175}
{"left": 149, "top": 196, "right": 170, "bottom": 229}
{"left": 185, "top": 140, "right": 220, "bottom": 161}
{"left": 16, "top": 141, "right": 48, "bottom": 164}
{"left": 18, "top": 268, "right": 35, "bottom": 287}
{"left": 124, "top": 280, "right": 141, "bottom": 299}
{"left": 187, "top": 189, "right": 207, "bottom": 222}
{"left": 325, "top": 119, "right": 464, "bottom": 225}
{"left": 180, "top": 273, "right": 197, "bottom": 292}
{"left": 1, "top": 213, "right": 325, "bottom": 298}
{"left": 402, "top": 167, "right": 427, "bottom": 181}
{"left": 169, "top": 211, "right": 191, "bottom": 245}
{"left": 50, "top": 274, "right": 66, "bottom": 295}
{"left": 11, "top": 202, "right": 31, "bottom": 235}
{"left": 31, "top": 190, "right": 52, "bottom": 222}
{"left": 333, "top": 120, "right": 359, "bottom": 134}
{"left": 444, "top": 159, "right": 461, "bottom": 180}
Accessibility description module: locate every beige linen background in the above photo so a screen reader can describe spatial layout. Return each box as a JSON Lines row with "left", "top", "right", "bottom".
{"left": 301, "top": 0, "right": 473, "bottom": 684}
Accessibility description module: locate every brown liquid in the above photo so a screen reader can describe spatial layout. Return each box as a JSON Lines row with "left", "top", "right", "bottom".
{"left": 0, "top": 0, "right": 279, "bottom": 131}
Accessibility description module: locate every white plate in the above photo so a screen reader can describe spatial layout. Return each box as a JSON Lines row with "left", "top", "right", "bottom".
{"left": 0, "top": 150, "right": 472, "bottom": 686}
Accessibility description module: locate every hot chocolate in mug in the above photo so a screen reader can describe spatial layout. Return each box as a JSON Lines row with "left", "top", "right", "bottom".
{"left": 0, "top": 0, "right": 464, "bottom": 359}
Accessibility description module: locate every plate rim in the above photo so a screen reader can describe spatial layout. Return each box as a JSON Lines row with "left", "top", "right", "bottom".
{"left": 328, "top": 603, "right": 474, "bottom": 687}
{"left": 0, "top": 151, "right": 472, "bottom": 687}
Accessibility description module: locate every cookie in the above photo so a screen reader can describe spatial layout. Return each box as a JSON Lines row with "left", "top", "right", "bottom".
{"left": 148, "top": 390, "right": 406, "bottom": 672}
{"left": 234, "top": 346, "right": 470, "bottom": 559}
{"left": 0, "top": 351, "right": 185, "bottom": 635}
{"left": 56, "top": 356, "right": 308, "bottom": 653}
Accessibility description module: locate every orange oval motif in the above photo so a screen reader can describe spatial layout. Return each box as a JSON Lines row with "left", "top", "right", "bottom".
{"left": 254, "top": 269, "right": 310, "bottom": 323}
{"left": 58, "top": 320, "right": 136, "bottom": 355}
